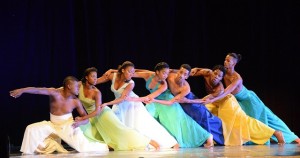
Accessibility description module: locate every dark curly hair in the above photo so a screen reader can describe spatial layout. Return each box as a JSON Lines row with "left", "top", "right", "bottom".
{"left": 63, "top": 76, "right": 79, "bottom": 88}
{"left": 228, "top": 52, "right": 242, "bottom": 63}
{"left": 154, "top": 62, "right": 169, "bottom": 71}
{"left": 180, "top": 64, "right": 191, "bottom": 75}
{"left": 81, "top": 67, "right": 98, "bottom": 83}
{"left": 212, "top": 65, "right": 226, "bottom": 77}
{"left": 117, "top": 61, "right": 135, "bottom": 73}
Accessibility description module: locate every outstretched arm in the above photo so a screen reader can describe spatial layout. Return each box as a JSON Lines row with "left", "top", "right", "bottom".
{"left": 126, "top": 96, "right": 150, "bottom": 102}
{"left": 132, "top": 80, "right": 168, "bottom": 105}
{"left": 132, "top": 70, "right": 153, "bottom": 79}
{"left": 96, "top": 69, "right": 116, "bottom": 84}
{"left": 98, "top": 68, "right": 153, "bottom": 85}
{"left": 151, "top": 98, "right": 176, "bottom": 105}
{"left": 10, "top": 87, "right": 58, "bottom": 98}
{"left": 175, "top": 97, "right": 205, "bottom": 104}
{"left": 135, "top": 69, "right": 153, "bottom": 73}
{"left": 190, "top": 68, "right": 211, "bottom": 77}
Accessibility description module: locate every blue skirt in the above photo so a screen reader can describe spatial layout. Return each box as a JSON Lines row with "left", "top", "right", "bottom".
{"left": 180, "top": 92, "right": 224, "bottom": 145}
{"left": 235, "top": 86, "right": 298, "bottom": 144}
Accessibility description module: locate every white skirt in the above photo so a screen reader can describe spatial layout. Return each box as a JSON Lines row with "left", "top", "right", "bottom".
{"left": 20, "top": 113, "right": 109, "bottom": 154}
{"left": 112, "top": 100, "right": 178, "bottom": 148}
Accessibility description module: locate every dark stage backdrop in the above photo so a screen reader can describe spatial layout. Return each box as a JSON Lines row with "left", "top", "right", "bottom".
{"left": 1, "top": 0, "right": 300, "bottom": 146}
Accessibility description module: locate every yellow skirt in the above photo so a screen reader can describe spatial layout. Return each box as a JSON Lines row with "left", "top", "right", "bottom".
{"left": 206, "top": 94, "right": 274, "bottom": 146}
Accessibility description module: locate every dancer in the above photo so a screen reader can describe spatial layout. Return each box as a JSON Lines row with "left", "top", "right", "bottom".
{"left": 192, "top": 52, "right": 300, "bottom": 144}
{"left": 129, "top": 62, "right": 214, "bottom": 148}
{"left": 78, "top": 62, "right": 179, "bottom": 149}
{"left": 75, "top": 67, "right": 164, "bottom": 150}
{"left": 183, "top": 65, "right": 285, "bottom": 146}
{"left": 9, "top": 76, "right": 109, "bottom": 154}
{"left": 158, "top": 64, "right": 224, "bottom": 145}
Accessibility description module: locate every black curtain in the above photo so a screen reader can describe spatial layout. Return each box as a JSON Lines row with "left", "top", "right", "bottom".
{"left": 1, "top": 0, "right": 300, "bottom": 146}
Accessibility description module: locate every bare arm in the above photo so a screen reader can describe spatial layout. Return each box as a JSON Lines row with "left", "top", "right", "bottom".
{"left": 169, "top": 69, "right": 178, "bottom": 73}
{"left": 208, "top": 75, "right": 242, "bottom": 103}
{"left": 143, "top": 79, "right": 185, "bottom": 105}
{"left": 145, "top": 80, "right": 168, "bottom": 99}
{"left": 131, "top": 71, "right": 167, "bottom": 101}
{"left": 75, "top": 100, "right": 88, "bottom": 117}
{"left": 10, "top": 87, "right": 58, "bottom": 98}
{"left": 174, "top": 83, "right": 191, "bottom": 100}
{"left": 175, "top": 97, "right": 205, "bottom": 104}
{"left": 133, "top": 71, "right": 153, "bottom": 79}
{"left": 152, "top": 98, "right": 175, "bottom": 105}
{"left": 96, "top": 69, "right": 116, "bottom": 84}
{"left": 126, "top": 96, "right": 150, "bottom": 102}
{"left": 134, "top": 86, "right": 177, "bottom": 105}
{"left": 102, "top": 82, "right": 135, "bottom": 107}
{"left": 190, "top": 68, "right": 211, "bottom": 77}
{"left": 135, "top": 69, "right": 153, "bottom": 73}
{"left": 76, "top": 90, "right": 103, "bottom": 121}
{"left": 154, "top": 83, "right": 191, "bottom": 105}
{"left": 72, "top": 100, "right": 89, "bottom": 128}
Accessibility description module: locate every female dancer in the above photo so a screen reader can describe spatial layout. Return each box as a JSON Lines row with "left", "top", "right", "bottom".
{"left": 129, "top": 62, "right": 214, "bottom": 148}
{"left": 184, "top": 65, "right": 285, "bottom": 145}
{"left": 191, "top": 53, "right": 299, "bottom": 144}
{"left": 75, "top": 67, "right": 159, "bottom": 150}
{"left": 161, "top": 64, "right": 224, "bottom": 145}
{"left": 78, "top": 62, "right": 179, "bottom": 149}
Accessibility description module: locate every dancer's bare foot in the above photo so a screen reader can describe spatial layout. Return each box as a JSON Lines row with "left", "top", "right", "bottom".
{"left": 294, "top": 138, "right": 300, "bottom": 144}
{"left": 204, "top": 134, "right": 214, "bottom": 148}
{"left": 108, "top": 145, "right": 114, "bottom": 151}
{"left": 172, "top": 143, "right": 179, "bottom": 149}
{"left": 149, "top": 140, "right": 160, "bottom": 150}
{"left": 274, "top": 131, "right": 285, "bottom": 145}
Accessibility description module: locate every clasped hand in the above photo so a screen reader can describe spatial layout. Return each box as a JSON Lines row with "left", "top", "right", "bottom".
{"left": 72, "top": 117, "right": 84, "bottom": 128}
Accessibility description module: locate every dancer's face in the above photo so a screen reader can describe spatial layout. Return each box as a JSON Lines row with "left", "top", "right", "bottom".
{"left": 86, "top": 71, "right": 97, "bottom": 85}
{"left": 69, "top": 81, "right": 80, "bottom": 95}
{"left": 224, "top": 55, "right": 236, "bottom": 69}
{"left": 176, "top": 67, "right": 189, "bottom": 82}
{"left": 157, "top": 68, "right": 170, "bottom": 80}
{"left": 211, "top": 69, "right": 224, "bottom": 85}
{"left": 123, "top": 66, "right": 135, "bottom": 81}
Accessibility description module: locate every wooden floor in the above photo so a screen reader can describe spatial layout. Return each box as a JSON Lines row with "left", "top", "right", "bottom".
{"left": 8, "top": 144, "right": 300, "bottom": 158}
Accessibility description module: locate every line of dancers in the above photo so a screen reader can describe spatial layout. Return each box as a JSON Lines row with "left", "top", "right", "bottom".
{"left": 10, "top": 52, "right": 300, "bottom": 154}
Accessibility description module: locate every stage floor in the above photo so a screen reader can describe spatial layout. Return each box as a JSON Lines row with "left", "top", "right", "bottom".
{"left": 9, "top": 144, "right": 300, "bottom": 158}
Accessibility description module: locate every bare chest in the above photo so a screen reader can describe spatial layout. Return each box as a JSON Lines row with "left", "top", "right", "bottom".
{"left": 203, "top": 77, "right": 217, "bottom": 94}
{"left": 168, "top": 78, "right": 184, "bottom": 95}
{"left": 224, "top": 75, "right": 235, "bottom": 86}
{"left": 50, "top": 100, "right": 75, "bottom": 115}
{"left": 169, "top": 83, "right": 182, "bottom": 95}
